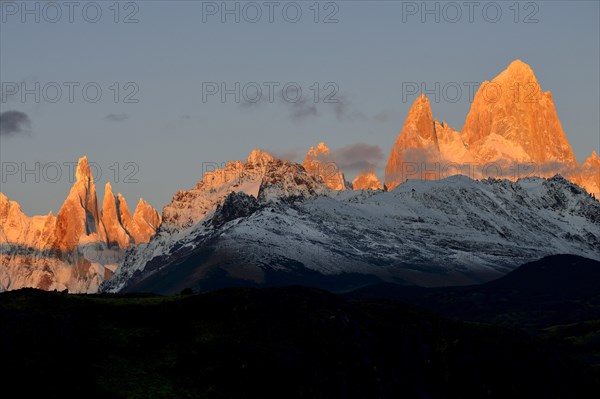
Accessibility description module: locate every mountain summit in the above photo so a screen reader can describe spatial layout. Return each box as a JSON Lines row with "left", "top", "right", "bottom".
{"left": 54, "top": 156, "right": 106, "bottom": 251}
{"left": 303, "top": 142, "right": 347, "bottom": 191}
{"left": 462, "top": 60, "right": 577, "bottom": 166}
{"left": 385, "top": 94, "right": 442, "bottom": 190}
{"left": 352, "top": 169, "right": 383, "bottom": 191}
{"left": 0, "top": 156, "right": 160, "bottom": 292}
{"left": 384, "top": 60, "right": 594, "bottom": 193}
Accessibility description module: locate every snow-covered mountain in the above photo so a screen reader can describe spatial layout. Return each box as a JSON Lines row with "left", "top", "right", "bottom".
{"left": 3, "top": 59, "right": 599, "bottom": 294}
{"left": 102, "top": 149, "right": 599, "bottom": 294}
{"left": 0, "top": 157, "right": 160, "bottom": 292}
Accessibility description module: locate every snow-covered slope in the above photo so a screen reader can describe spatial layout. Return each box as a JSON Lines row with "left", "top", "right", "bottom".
{"left": 103, "top": 151, "right": 600, "bottom": 294}
{"left": 102, "top": 150, "right": 329, "bottom": 293}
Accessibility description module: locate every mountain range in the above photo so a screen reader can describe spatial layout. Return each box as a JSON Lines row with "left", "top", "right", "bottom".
{"left": 1, "top": 59, "right": 599, "bottom": 293}
{"left": 385, "top": 60, "right": 597, "bottom": 193}
{"left": 0, "top": 157, "right": 160, "bottom": 292}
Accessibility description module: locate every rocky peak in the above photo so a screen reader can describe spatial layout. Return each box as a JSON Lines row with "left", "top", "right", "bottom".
{"left": 0, "top": 193, "right": 28, "bottom": 244}
{"left": 578, "top": 151, "right": 600, "bottom": 197}
{"left": 462, "top": 59, "right": 576, "bottom": 166}
{"left": 307, "top": 142, "right": 332, "bottom": 157}
{"left": 75, "top": 156, "right": 93, "bottom": 183}
{"left": 134, "top": 199, "right": 162, "bottom": 227}
{"left": 303, "top": 142, "right": 347, "bottom": 191}
{"left": 384, "top": 94, "right": 440, "bottom": 191}
{"left": 133, "top": 198, "right": 162, "bottom": 243}
{"left": 1, "top": 157, "right": 160, "bottom": 293}
{"left": 54, "top": 157, "right": 106, "bottom": 250}
{"left": 352, "top": 169, "right": 383, "bottom": 191}
{"left": 496, "top": 59, "right": 537, "bottom": 83}
{"left": 101, "top": 182, "right": 131, "bottom": 248}
{"left": 246, "top": 149, "right": 274, "bottom": 166}
{"left": 402, "top": 94, "right": 436, "bottom": 143}
{"left": 163, "top": 149, "right": 331, "bottom": 230}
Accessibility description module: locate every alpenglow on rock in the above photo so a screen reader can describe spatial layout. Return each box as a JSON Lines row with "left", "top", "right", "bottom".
{"left": 462, "top": 59, "right": 577, "bottom": 168}
{"left": 576, "top": 151, "right": 600, "bottom": 198}
{"left": 161, "top": 149, "right": 326, "bottom": 231}
{"left": 384, "top": 94, "right": 443, "bottom": 190}
{"left": 54, "top": 156, "right": 107, "bottom": 251}
{"left": 384, "top": 60, "right": 597, "bottom": 196}
{"left": 303, "top": 142, "right": 347, "bottom": 191}
{"left": 352, "top": 169, "right": 383, "bottom": 191}
{"left": 0, "top": 156, "right": 161, "bottom": 293}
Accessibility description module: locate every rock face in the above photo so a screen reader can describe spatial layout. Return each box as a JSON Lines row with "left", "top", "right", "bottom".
{"left": 577, "top": 151, "right": 600, "bottom": 198}
{"left": 211, "top": 191, "right": 260, "bottom": 228}
{"left": 384, "top": 94, "right": 442, "bottom": 190}
{"left": 434, "top": 119, "right": 473, "bottom": 165}
{"left": 0, "top": 193, "right": 56, "bottom": 250}
{"left": 462, "top": 60, "right": 577, "bottom": 168}
{"left": 54, "top": 157, "right": 107, "bottom": 251}
{"left": 132, "top": 199, "right": 162, "bottom": 243}
{"left": 0, "top": 156, "right": 160, "bottom": 293}
{"left": 385, "top": 60, "right": 595, "bottom": 196}
{"left": 102, "top": 183, "right": 131, "bottom": 249}
{"left": 303, "top": 142, "right": 347, "bottom": 191}
{"left": 102, "top": 191, "right": 160, "bottom": 247}
{"left": 352, "top": 170, "right": 383, "bottom": 191}
{"left": 160, "top": 148, "right": 326, "bottom": 232}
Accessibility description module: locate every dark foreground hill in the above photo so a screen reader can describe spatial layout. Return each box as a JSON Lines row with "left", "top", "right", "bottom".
{"left": 346, "top": 254, "right": 600, "bottom": 327}
{"left": 0, "top": 284, "right": 598, "bottom": 398}
{"left": 346, "top": 254, "right": 600, "bottom": 370}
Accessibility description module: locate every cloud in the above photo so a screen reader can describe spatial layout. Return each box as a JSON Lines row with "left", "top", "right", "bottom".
{"left": 239, "top": 88, "right": 366, "bottom": 123}
{"left": 104, "top": 113, "right": 130, "bottom": 122}
{"left": 331, "top": 95, "right": 367, "bottom": 122}
{"left": 0, "top": 111, "right": 31, "bottom": 137}
{"left": 333, "top": 143, "right": 384, "bottom": 172}
{"left": 289, "top": 98, "right": 318, "bottom": 122}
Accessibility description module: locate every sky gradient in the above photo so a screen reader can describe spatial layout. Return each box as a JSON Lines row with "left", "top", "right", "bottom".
{"left": 1, "top": 0, "right": 599, "bottom": 215}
